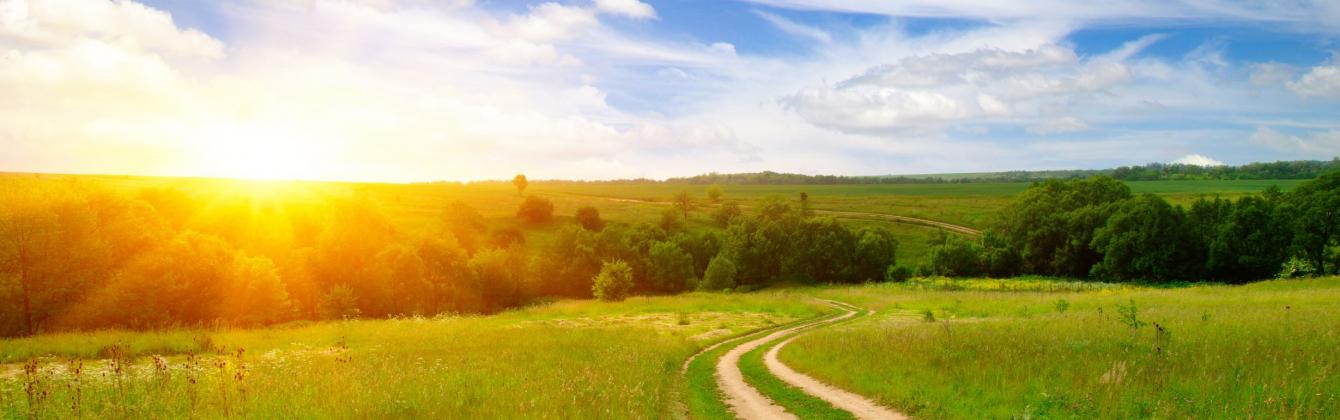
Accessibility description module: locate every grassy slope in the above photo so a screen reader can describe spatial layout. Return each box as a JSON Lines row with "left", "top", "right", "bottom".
{"left": 0, "top": 292, "right": 825, "bottom": 418}
{"left": 783, "top": 277, "right": 1340, "bottom": 419}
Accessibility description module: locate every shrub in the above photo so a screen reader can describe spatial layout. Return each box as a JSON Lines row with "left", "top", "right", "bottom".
{"left": 659, "top": 207, "right": 684, "bottom": 232}
{"left": 592, "top": 260, "right": 634, "bottom": 302}
{"left": 516, "top": 196, "right": 554, "bottom": 224}
{"left": 318, "top": 286, "right": 361, "bottom": 320}
{"left": 700, "top": 254, "right": 737, "bottom": 291}
{"left": 712, "top": 201, "right": 742, "bottom": 227}
{"left": 885, "top": 265, "right": 914, "bottom": 282}
{"left": 1277, "top": 257, "right": 1318, "bottom": 279}
{"left": 575, "top": 206, "right": 604, "bottom": 231}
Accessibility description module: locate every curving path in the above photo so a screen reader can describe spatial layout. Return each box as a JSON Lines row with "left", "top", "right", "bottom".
{"left": 714, "top": 300, "right": 905, "bottom": 420}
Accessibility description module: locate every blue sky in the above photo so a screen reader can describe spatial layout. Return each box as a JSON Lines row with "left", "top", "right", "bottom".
{"left": 2, "top": 0, "right": 1339, "bottom": 181}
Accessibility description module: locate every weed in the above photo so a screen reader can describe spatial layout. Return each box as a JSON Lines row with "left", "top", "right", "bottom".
{"left": 677, "top": 312, "right": 691, "bottom": 325}
{"left": 922, "top": 309, "right": 936, "bottom": 323}
{"left": 1055, "top": 299, "right": 1070, "bottom": 314}
{"left": 66, "top": 358, "right": 83, "bottom": 417}
{"left": 23, "top": 359, "right": 50, "bottom": 419}
{"left": 1116, "top": 299, "right": 1145, "bottom": 330}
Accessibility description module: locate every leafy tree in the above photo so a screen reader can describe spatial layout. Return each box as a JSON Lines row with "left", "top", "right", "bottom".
{"left": 1090, "top": 194, "right": 1199, "bottom": 282}
{"left": 516, "top": 196, "right": 554, "bottom": 224}
{"left": 700, "top": 254, "right": 737, "bottom": 291}
{"left": 512, "top": 174, "right": 528, "bottom": 196}
{"left": 442, "top": 201, "right": 488, "bottom": 254}
{"left": 992, "top": 176, "right": 1131, "bottom": 277}
{"left": 1203, "top": 196, "right": 1290, "bottom": 282}
{"left": 648, "top": 241, "right": 695, "bottom": 293}
{"left": 1287, "top": 172, "right": 1340, "bottom": 273}
{"left": 225, "top": 253, "right": 292, "bottom": 326}
{"left": 318, "top": 285, "right": 361, "bottom": 320}
{"left": 928, "top": 233, "right": 985, "bottom": 277}
{"left": 575, "top": 206, "right": 604, "bottom": 231}
{"left": 706, "top": 184, "right": 723, "bottom": 203}
{"left": 712, "top": 201, "right": 742, "bottom": 227}
{"left": 673, "top": 191, "right": 693, "bottom": 218}
{"left": 659, "top": 207, "right": 684, "bottom": 232}
{"left": 490, "top": 227, "right": 526, "bottom": 249}
{"left": 593, "top": 260, "right": 634, "bottom": 302}
{"left": 851, "top": 228, "right": 898, "bottom": 282}
{"left": 787, "top": 218, "right": 856, "bottom": 283}
{"left": 469, "top": 248, "right": 525, "bottom": 312}
{"left": 885, "top": 265, "right": 913, "bottom": 282}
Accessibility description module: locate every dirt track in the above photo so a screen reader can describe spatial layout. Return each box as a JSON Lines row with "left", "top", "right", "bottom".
{"left": 713, "top": 300, "right": 904, "bottom": 420}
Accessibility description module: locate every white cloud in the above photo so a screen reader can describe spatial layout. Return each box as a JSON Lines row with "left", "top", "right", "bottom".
{"left": 0, "top": 0, "right": 224, "bottom": 59}
{"left": 1249, "top": 62, "right": 1297, "bottom": 87}
{"left": 1249, "top": 126, "right": 1340, "bottom": 156}
{"left": 754, "top": 10, "right": 831, "bottom": 44}
{"left": 782, "top": 44, "right": 1136, "bottom": 132}
{"left": 1171, "top": 153, "right": 1224, "bottom": 166}
{"left": 737, "top": 0, "right": 1340, "bottom": 31}
{"left": 1028, "top": 117, "right": 1089, "bottom": 135}
{"left": 1288, "top": 64, "right": 1340, "bottom": 99}
{"left": 594, "top": 0, "right": 656, "bottom": 20}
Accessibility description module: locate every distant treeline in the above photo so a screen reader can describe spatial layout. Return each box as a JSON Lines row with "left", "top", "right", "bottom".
{"left": 0, "top": 179, "right": 898, "bottom": 337}
{"left": 528, "top": 158, "right": 1340, "bottom": 185}
{"left": 921, "top": 172, "right": 1340, "bottom": 283}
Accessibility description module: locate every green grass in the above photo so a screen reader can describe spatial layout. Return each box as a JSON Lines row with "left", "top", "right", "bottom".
{"left": 782, "top": 276, "right": 1340, "bottom": 419}
{"left": 0, "top": 292, "right": 825, "bottom": 418}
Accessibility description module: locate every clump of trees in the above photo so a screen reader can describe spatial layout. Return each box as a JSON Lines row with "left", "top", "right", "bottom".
{"left": 926, "top": 172, "right": 1340, "bottom": 283}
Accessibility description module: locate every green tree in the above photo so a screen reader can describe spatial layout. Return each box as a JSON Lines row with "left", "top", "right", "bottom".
{"left": 700, "top": 254, "right": 737, "bottom": 291}
{"left": 1090, "top": 194, "right": 1199, "bottom": 282}
{"left": 516, "top": 196, "right": 554, "bottom": 224}
{"left": 512, "top": 174, "right": 528, "bottom": 196}
{"left": 659, "top": 207, "right": 684, "bottom": 232}
{"left": 712, "top": 201, "right": 742, "bottom": 227}
{"left": 593, "top": 260, "right": 634, "bottom": 302}
{"left": 1287, "top": 172, "right": 1340, "bottom": 273}
{"left": 673, "top": 191, "right": 693, "bottom": 218}
{"left": 851, "top": 228, "right": 898, "bottom": 282}
{"left": 318, "top": 285, "right": 361, "bottom": 320}
{"left": 225, "top": 252, "right": 292, "bottom": 326}
{"left": 575, "top": 206, "right": 604, "bottom": 231}
{"left": 706, "top": 184, "right": 723, "bottom": 203}
{"left": 648, "top": 241, "right": 695, "bottom": 293}
{"left": 928, "top": 233, "right": 985, "bottom": 277}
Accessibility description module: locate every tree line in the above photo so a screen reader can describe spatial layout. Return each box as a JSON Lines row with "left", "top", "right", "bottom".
{"left": 922, "top": 172, "right": 1340, "bottom": 283}
{"left": 523, "top": 159, "right": 1340, "bottom": 185}
{"left": 0, "top": 179, "right": 899, "bottom": 337}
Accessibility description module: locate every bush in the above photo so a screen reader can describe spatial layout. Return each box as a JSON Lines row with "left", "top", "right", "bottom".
{"left": 318, "top": 286, "right": 361, "bottom": 320}
{"left": 885, "top": 265, "right": 914, "bottom": 282}
{"left": 712, "top": 201, "right": 742, "bottom": 227}
{"left": 575, "top": 206, "right": 604, "bottom": 231}
{"left": 700, "top": 254, "right": 737, "bottom": 291}
{"left": 659, "top": 207, "right": 684, "bottom": 232}
{"left": 592, "top": 260, "right": 635, "bottom": 302}
{"left": 517, "top": 196, "right": 554, "bottom": 224}
{"left": 1277, "top": 257, "right": 1318, "bottom": 279}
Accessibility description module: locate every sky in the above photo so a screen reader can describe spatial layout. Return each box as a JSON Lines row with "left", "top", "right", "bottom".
{"left": 1, "top": 0, "right": 1339, "bottom": 182}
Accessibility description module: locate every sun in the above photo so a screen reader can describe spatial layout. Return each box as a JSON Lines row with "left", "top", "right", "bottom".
{"left": 192, "top": 128, "right": 330, "bottom": 181}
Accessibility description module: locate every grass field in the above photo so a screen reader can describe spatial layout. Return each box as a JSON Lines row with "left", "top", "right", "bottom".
{"left": 783, "top": 276, "right": 1340, "bottom": 419}
{"left": 2, "top": 173, "right": 1327, "bottom": 419}
{"left": 0, "top": 292, "right": 826, "bottom": 418}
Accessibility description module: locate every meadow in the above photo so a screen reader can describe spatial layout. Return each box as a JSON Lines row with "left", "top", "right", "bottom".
{"left": 785, "top": 276, "right": 1340, "bottom": 418}
{"left": 0, "top": 292, "right": 827, "bottom": 418}
{"left": 1, "top": 173, "right": 1329, "bottom": 419}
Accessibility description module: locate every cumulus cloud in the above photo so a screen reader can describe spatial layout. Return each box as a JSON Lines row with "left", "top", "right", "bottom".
{"left": 782, "top": 44, "right": 1136, "bottom": 132}
{"left": 594, "top": 0, "right": 657, "bottom": 20}
{"left": 1288, "top": 64, "right": 1340, "bottom": 99}
{"left": 1028, "top": 117, "right": 1089, "bottom": 135}
{"left": 0, "top": 0, "right": 224, "bottom": 59}
{"left": 1172, "top": 154, "right": 1225, "bottom": 166}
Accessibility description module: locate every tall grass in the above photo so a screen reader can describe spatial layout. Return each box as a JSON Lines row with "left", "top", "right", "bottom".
{"left": 783, "top": 276, "right": 1340, "bottom": 418}
{"left": 1, "top": 292, "right": 824, "bottom": 418}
